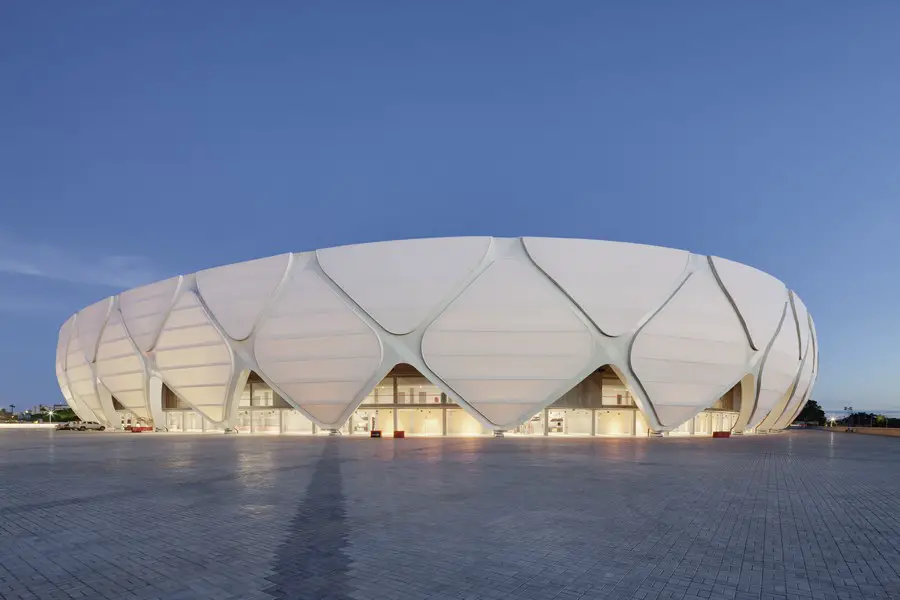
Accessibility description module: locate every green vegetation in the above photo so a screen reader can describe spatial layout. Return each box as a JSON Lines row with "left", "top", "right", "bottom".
{"left": 836, "top": 411, "right": 900, "bottom": 428}
{"left": 795, "top": 400, "right": 826, "bottom": 425}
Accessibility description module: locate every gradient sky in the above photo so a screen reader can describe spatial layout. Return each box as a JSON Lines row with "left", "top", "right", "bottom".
{"left": 2, "top": 2, "right": 899, "bottom": 414}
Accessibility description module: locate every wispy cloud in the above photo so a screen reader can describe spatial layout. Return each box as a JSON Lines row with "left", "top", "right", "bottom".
{"left": 0, "top": 295, "right": 69, "bottom": 317}
{"left": 0, "top": 231, "right": 159, "bottom": 289}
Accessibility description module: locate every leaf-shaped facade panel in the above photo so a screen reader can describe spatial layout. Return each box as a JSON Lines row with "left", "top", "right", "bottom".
{"left": 317, "top": 237, "right": 491, "bottom": 335}
{"left": 422, "top": 258, "right": 594, "bottom": 429}
{"left": 746, "top": 310, "right": 801, "bottom": 431}
{"left": 65, "top": 333, "right": 109, "bottom": 425}
{"left": 154, "top": 292, "right": 234, "bottom": 423}
{"left": 791, "top": 292, "right": 811, "bottom": 360}
{"left": 196, "top": 254, "right": 291, "bottom": 341}
{"left": 56, "top": 317, "right": 94, "bottom": 421}
{"left": 771, "top": 347, "right": 815, "bottom": 430}
{"left": 811, "top": 316, "right": 818, "bottom": 373}
{"left": 56, "top": 316, "right": 74, "bottom": 374}
{"left": 630, "top": 269, "right": 753, "bottom": 429}
{"left": 709, "top": 256, "right": 787, "bottom": 351}
{"left": 254, "top": 268, "right": 383, "bottom": 427}
{"left": 784, "top": 316, "right": 818, "bottom": 426}
{"left": 76, "top": 298, "right": 113, "bottom": 363}
{"left": 523, "top": 238, "right": 690, "bottom": 336}
{"left": 119, "top": 276, "right": 182, "bottom": 352}
{"left": 95, "top": 308, "right": 149, "bottom": 418}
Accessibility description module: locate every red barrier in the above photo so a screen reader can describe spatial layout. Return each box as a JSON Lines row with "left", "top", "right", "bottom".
{"left": 393, "top": 430, "right": 405, "bottom": 438}
{"left": 370, "top": 430, "right": 382, "bottom": 438}
{"left": 712, "top": 431, "right": 731, "bottom": 438}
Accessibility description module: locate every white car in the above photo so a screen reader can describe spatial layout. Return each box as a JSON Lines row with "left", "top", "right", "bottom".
{"left": 76, "top": 421, "right": 106, "bottom": 431}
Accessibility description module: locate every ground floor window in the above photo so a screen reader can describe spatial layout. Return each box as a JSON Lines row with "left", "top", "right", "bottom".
{"left": 283, "top": 410, "right": 314, "bottom": 433}
{"left": 159, "top": 405, "right": 738, "bottom": 438}
{"left": 548, "top": 409, "right": 593, "bottom": 435}
{"left": 166, "top": 411, "right": 183, "bottom": 432}
{"left": 446, "top": 408, "right": 491, "bottom": 435}
{"left": 596, "top": 410, "right": 636, "bottom": 436}
{"left": 513, "top": 413, "right": 544, "bottom": 436}
{"left": 397, "top": 408, "right": 443, "bottom": 435}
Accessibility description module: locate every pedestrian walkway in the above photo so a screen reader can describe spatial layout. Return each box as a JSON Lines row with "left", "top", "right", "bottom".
{"left": 0, "top": 429, "right": 898, "bottom": 599}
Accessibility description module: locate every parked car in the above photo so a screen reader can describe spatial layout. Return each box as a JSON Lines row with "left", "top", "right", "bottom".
{"left": 55, "top": 422, "right": 75, "bottom": 430}
{"left": 76, "top": 421, "right": 106, "bottom": 431}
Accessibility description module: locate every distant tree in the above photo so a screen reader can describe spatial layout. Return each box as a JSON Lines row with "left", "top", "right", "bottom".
{"left": 875, "top": 415, "right": 888, "bottom": 427}
{"left": 795, "top": 400, "right": 825, "bottom": 425}
{"left": 54, "top": 408, "right": 78, "bottom": 422}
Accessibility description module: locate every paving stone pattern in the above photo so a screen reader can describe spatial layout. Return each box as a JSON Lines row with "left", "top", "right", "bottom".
{"left": 1, "top": 430, "right": 899, "bottom": 600}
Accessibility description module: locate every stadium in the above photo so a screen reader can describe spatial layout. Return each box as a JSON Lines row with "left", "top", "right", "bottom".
{"left": 55, "top": 237, "right": 817, "bottom": 437}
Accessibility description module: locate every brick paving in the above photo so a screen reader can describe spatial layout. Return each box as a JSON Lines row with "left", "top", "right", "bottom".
{"left": 1, "top": 429, "right": 899, "bottom": 600}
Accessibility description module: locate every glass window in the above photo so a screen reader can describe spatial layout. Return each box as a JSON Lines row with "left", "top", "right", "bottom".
{"left": 362, "top": 378, "right": 395, "bottom": 405}
{"left": 351, "top": 410, "right": 374, "bottom": 435}
{"left": 397, "top": 408, "right": 442, "bottom": 435}
{"left": 548, "top": 409, "right": 592, "bottom": 435}
{"left": 283, "top": 410, "right": 313, "bottom": 433}
{"left": 635, "top": 410, "right": 649, "bottom": 436}
{"left": 184, "top": 412, "right": 203, "bottom": 432}
{"left": 670, "top": 417, "right": 692, "bottom": 435}
{"left": 601, "top": 379, "right": 634, "bottom": 406}
{"left": 596, "top": 410, "right": 635, "bottom": 436}
{"left": 251, "top": 382, "right": 274, "bottom": 407}
{"left": 694, "top": 412, "right": 711, "bottom": 435}
{"left": 514, "top": 413, "right": 544, "bottom": 435}
{"left": 166, "top": 411, "right": 184, "bottom": 432}
{"left": 396, "top": 377, "right": 442, "bottom": 406}
{"left": 252, "top": 410, "right": 280, "bottom": 433}
{"left": 446, "top": 408, "right": 488, "bottom": 435}
{"left": 236, "top": 410, "right": 252, "bottom": 433}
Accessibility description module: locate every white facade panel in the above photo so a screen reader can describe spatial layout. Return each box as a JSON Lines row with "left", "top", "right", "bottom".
{"left": 422, "top": 258, "right": 594, "bottom": 429}
{"left": 317, "top": 237, "right": 491, "bottom": 334}
{"left": 746, "top": 309, "right": 801, "bottom": 431}
{"left": 75, "top": 297, "right": 113, "bottom": 363}
{"left": 154, "top": 292, "right": 234, "bottom": 424}
{"left": 254, "top": 265, "right": 383, "bottom": 427}
{"left": 56, "top": 237, "right": 816, "bottom": 437}
{"left": 94, "top": 307, "right": 150, "bottom": 418}
{"left": 771, "top": 342, "right": 815, "bottom": 430}
{"left": 65, "top": 333, "right": 110, "bottom": 425}
{"left": 56, "top": 316, "right": 96, "bottom": 422}
{"left": 119, "top": 276, "right": 182, "bottom": 352}
{"left": 196, "top": 253, "right": 291, "bottom": 340}
{"left": 791, "top": 292, "right": 811, "bottom": 359}
{"left": 710, "top": 256, "right": 787, "bottom": 351}
{"left": 56, "top": 316, "right": 74, "bottom": 374}
{"left": 524, "top": 237, "right": 690, "bottom": 336}
{"left": 783, "top": 316, "right": 819, "bottom": 426}
{"left": 630, "top": 268, "right": 753, "bottom": 429}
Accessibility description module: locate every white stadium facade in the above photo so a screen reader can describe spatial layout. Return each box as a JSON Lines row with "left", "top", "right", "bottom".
{"left": 55, "top": 237, "right": 818, "bottom": 437}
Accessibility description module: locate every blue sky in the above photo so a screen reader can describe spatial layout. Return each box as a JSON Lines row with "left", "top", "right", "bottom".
{"left": 1, "top": 2, "right": 898, "bottom": 413}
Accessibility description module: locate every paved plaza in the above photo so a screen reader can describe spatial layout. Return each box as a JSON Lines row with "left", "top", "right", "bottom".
{"left": 1, "top": 430, "right": 899, "bottom": 600}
